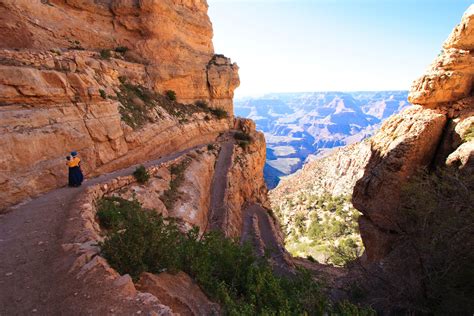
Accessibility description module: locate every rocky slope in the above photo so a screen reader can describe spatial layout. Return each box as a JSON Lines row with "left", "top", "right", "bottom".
{"left": 354, "top": 5, "right": 474, "bottom": 261}
{"left": 0, "top": 2, "right": 276, "bottom": 313}
{"left": 235, "top": 91, "right": 410, "bottom": 187}
{"left": 272, "top": 5, "right": 473, "bottom": 263}
{"left": 0, "top": 0, "right": 239, "bottom": 110}
{"left": 267, "top": 8, "right": 474, "bottom": 314}
{"left": 0, "top": 0, "right": 240, "bottom": 210}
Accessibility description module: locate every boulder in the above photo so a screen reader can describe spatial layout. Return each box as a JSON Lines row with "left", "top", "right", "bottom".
{"left": 137, "top": 272, "right": 220, "bottom": 316}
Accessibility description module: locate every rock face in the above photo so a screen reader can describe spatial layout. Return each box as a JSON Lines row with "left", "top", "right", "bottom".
{"left": 0, "top": 0, "right": 239, "bottom": 110}
{"left": 235, "top": 91, "right": 410, "bottom": 188}
{"left": 225, "top": 118, "right": 269, "bottom": 237}
{"left": 271, "top": 139, "right": 372, "bottom": 199}
{"left": 137, "top": 272, "right": 220, "bottom": 316}
{"left": 409, "top": 6, "right": 474, "bottom": 107}
{"left": 353, "top": 5, "right": 474, "bottom": 261}
{"left": 270, "top": 5, "right": 474, "bottom": 264}
{"left": 0, "top": 0, "right": 239, "bottom": 210}
{"left": 352, "top": 106, "right": 447, "bottom": 260}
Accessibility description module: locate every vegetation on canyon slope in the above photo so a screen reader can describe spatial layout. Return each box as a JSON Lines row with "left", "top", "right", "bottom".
{"left": 394, "top": 167, "right": 474, "bottom": 314}
{"left": 132, "top": 165, "right": 150, "bottom": 184}
{"left": 115, "top": 78, "right": 228, "bottom": 128}
{"left": 97, "top": 197, "right": 373, "bottom": 315}
{"left": 160, "top": 158, "right": 191, "bottom": 210}
{"left": 273, "top": 194, "right": 364, "bottom": 266}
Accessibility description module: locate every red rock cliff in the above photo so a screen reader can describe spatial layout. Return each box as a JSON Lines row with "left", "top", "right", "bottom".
{"left": 0, "top": 0, "right": 240, "bottom": 210}
{"left": 353, "top": 5, "right": 473, "bottom": 261}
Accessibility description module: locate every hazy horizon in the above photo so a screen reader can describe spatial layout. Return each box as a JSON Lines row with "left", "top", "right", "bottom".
{"left": 208, "top": 0, "right": 472, "bottom": 97}
{"left": 234, "top": 89, "right": 409, "bottom": 99}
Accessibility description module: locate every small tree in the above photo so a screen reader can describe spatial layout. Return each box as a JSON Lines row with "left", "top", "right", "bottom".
{"left": 133, "top": 165, "right": 150, "bottom": 184}
{"left": 165, "top": 90, "right": 177, "bottom": 101}
{"left": 210, "top": 108, "right": 228, "bottom": 119}
{"left": 100, "top": 49, "right": 111, "bottom": 60}
{"left": 115, "top": 46, "right": 129, "bottom": 54}
{"left": 195, "top": 100, "right": 209, "bottom": 109}
{"left": 99, "top": 89, "right": 107, "bottom": 99}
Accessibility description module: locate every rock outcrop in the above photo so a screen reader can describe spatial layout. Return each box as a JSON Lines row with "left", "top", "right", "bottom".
{"left": 353, "top": 5, "right": 474, "bottom": 261}
{"left": 225, "top": 118, "right": 269, "bottom": 237}
{"left": 137, "top": 272, "right": 220, "bottom": 316}
{"left": 271, "top": 139, "right": 372, "bottom": 199}
{"left": 0, "top": 0, "right": 239, "bottom": 109}
{"left": 0, "top": 0, "right": 240, "bottom": 210}
{"left": 270, "top": 5, "right": 473, "bottom": 264}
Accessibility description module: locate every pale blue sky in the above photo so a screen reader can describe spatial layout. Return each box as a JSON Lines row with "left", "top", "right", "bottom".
{"left": 208, "top": 0, "right": 472, "bottom": 97}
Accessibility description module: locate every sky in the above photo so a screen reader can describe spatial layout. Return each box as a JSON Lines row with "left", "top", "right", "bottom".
{"left": 208, "top": 0, "right": 472, "bottom": 97}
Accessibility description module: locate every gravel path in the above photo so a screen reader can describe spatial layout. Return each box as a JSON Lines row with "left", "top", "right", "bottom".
{"left": 207, "top": 140, "right": 234, "bottom": 232}
{"left": 242, "top": 203, "right": 293, "bottom": 275}
{"left": 0, "top": 144, "right": 208, "bottom": 315}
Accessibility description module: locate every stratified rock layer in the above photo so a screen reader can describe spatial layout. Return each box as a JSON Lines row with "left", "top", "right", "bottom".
{"left": 225, "top": 119, "right": 269, "bottom": 238}
{"left": 354, "top": 5, "right": 474, "bottom": 261}
{"left": 271, "top": 5, "right": 474, "bottom": 263}
{"left": 0, "top": 0, "right": 239, "bottom": 110}
{"left": 0, "top": 0, "right": 240, "bottom": 209}
{"left": 137, "top": 272, "right": 220, "bottom": 316}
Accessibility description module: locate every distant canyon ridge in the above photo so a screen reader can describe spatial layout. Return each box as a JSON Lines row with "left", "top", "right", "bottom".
{"left": 235, "top": 91, "right": 410, "bottom": 188}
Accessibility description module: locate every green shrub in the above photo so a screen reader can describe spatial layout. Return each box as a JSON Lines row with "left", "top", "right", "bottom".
{"left": 210, "top": 107, "right": 228, "bottom": 119}
{"left": 116, "top": 81, "right": 155, "bottom": 128}
{"left": 327, "top": 238, "right": 361, "bottom": 267}
{"left": 99, "top": 197, "right": 373, "bottom": 315}
{"left": 234, "top": 131, "right": 251, "bottom": 142}
{"left": 98, "top": 196, "right": 376, "bottom": 314}
{"left": 100, "top": 49, "right": 111, "bottom": 60}
{"left": 462, "top": 124, "right": 474, "bottom": 143}
{"left": 396, "top": 167, "right": 474, "bottom": 314}
{"left": 115, "top": 46, "right": 129, "bottom": 54}
{"left": 165, "top": 90, "right": 177, "bottom": 101}
{"left": 68, "top": 40, "right": 84, "bottom": 50}
{"left": 238, "top": 140, "right": 250, "bottom": 150}
{"left": 99, "top": 89, "right": 107, "bottom": 99}
{"left": 115, "top": 80, "right": 203, "bottom": 128}
{"left": 333, "top": 300, "right": 376, "bottom": 316}
{"left": 118, "top": 76, "right": 127, "bottom": 84}
{"left": 133, "top": 165, "right": 150, "bottom": 184}
{"left": 195, "top": 100, "right": 208, "bottom": 109}
{"left": 207, "top": 144, "right": 215, "bottom": 151}
{"left": 276, "top": 193, "right": 363, "bottom": 267}
{"left": 160, "top": 159, "right": 190, "bottom": 209}
{"left": 96, "top": 196, "right": 142, "bottom": 230}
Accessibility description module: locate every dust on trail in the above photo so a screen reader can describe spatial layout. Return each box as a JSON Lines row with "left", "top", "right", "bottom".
{"left": 0, "top": 144, "right": 208, "bottom": 315}
{"left": 208, "top": 140, "right": 234, "bottom": 232}
{"left": 241, "top": 203, "right": 293, "bottom": 275}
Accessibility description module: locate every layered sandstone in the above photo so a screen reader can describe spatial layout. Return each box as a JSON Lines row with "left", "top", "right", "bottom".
{"left": 270, "top": 5, "right": 474, "bottom": 263}
{"left": 225, "top": 119, "right": 269, "bottom": 237}
{"left": 107, "top": 149, "right": 218, "bottom": 232}
{"left": 271, "top": 139, "right": 372, "bottom": 200}
{"left": 137, "top": 272, "right": 220, "bottom": 316}
{"left": 0, "top": 0, "right": 240, "bottom": 210}
{"left": 353, "top": 5, "right": 474, "bottom": 261}
{"left": 0, "top": 0, "right": 239, "bottom": 110}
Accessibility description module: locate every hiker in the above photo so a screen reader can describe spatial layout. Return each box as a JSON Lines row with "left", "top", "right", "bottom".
{"left": 66, "top": 151, "right": 84, "bottom": 187}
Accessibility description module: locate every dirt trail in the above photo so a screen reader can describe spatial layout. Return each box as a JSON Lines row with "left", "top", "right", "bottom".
{"left": 207, "top": 140, "right": 234, "bottom": 232}
{"left": 0, "top": 144, "right": 209, "bottom": 315}
{"left": 242, "top": 203, "right": 293, "bottom": 275}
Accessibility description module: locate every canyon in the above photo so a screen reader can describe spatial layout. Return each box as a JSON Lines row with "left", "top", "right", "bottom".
{"left": 235, "top": 91, "right": 410, "bottom": 188}
{"left": 0, "top": 0, "right": 472, "bottom": 315}
{"left": 271, "top": 4, "right": 473, "bottom": 313}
